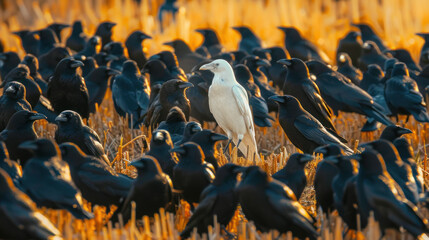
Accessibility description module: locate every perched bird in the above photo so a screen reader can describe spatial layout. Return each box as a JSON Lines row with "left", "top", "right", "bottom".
{"left": 187, "top": 72, "right": 216, "bottom": 124}
{"left": 104, "top": 41, "right": 127, "bottom": 71}
{"left": 382, "top": 58, "right": 400, "bottom": 83}
{"left": 164, "top": 39, "right": 207, "bottom": 73}
{"left": 233, "top": 64, "right": 274, "bottom": 127}
{"left": 352, "top": 23, "right": 388, "bottom": 52}
{"left": 66, "top": 20, "right": 88, "bottom": 52}
{"left": 143, "top": 59, "right": 174, "bottom": 88}
{"left": 0, "top": 51, "right": 20, "bottom": 81}
{"left": 232, "top": 26, "right": 262, "bottom": 54}
{"left": 0, "top": 168, "right": 61, "bottom": 240}
{"left": 415, "top": 65, "right": 429, "bottom": 94}
{"left": 20, "top": 139, "right": 93, "bottom": 219}
{"left": 237, "top": 166, "right": 318, "bottom": 239}
{"left": 47, "top": 58, "right": 89, "bottom": 119}
{"left": 357, "top": 41, "right": 390, "bottom": 71}
{"left": 74, "top": 36, "right": 101, "bottom": 59}
{"left": 393, "top": 137, "right": 425, "bottom": 195}
{"left": 59, "top": 143, "right": 132, "bottom": 207}
{"left": 157, "top": 106, "right": 187, "bottom": 143}
{"left": 112, "top": 155, "right": 172, "bottom": 224}
{"left": 146, "top": 130, "right": 178, "bottom": 179}
{"left": 38, "top": 47, "right": 71, "bottom": 80}
{"left": 385, "top": 62, "right": 429, "bottom": 122}
{"left": 337, "top": 53, "right": 363, "bottom": 86}
{"left": 85, "top": 66, "right": 118, "bottom": 112}
{"left": 12, "top": 30, "right": 39, "bottom": 56}
{"left": 195, "top": 28, "right": 224, "bottom": 56}
{"left": 0, "top": 142, "right": 22, "bottom": 188}
{"left": 360, "top": 64, "right": 385, "bottom": 93}
{"left": 200, "top": 59, "right": 260, "bottom": 160}
{"left": 306, "top": 60, "right": 393, "bottom": 127}
{"left": 189, "top": 130, "right": 227, "bottom": 170}
{"left": 143, "top": 79, "right": 192, "bottom": 129}
{"left": 47, "top": 23, "right": 69, "bottom": 43}
{"left": 270, "top": 95, "right": 352, "bottom": 154}
{"left": 0, "top": 81, "right": 32, "bottom": 131}
{"left": 272, "top": 153, "right": 313, "bottom": 199}
{"left": 265, "top": 46, "right": 289, "bottom": 88}
{"left": 336, "top": 31, "right": 363, "bottom": 66}
{"left": 34, "top": 28, "right": 59, "bottom": 56}
{"left": 355, "top": 149, "right": 428, "bottom": 238}
{"left": 379, "top": 125, "right": 412, "bottom": 142}
{"left": 313, "top": 144, "right": 347, "bottom": 214}
{"left": 180, "top": 164, "right": 240, "bottom": 238}
{"left": 150, "top": 51, "right": 187, "bottom": 81}
{"left": 20, "top": 54, "right": 48, "bottom": 96}
{"left": 125, "top": 30, "right": 151, "bottom": 69}
{"left": 278, "top": 58, "right": 344, "bottom": 142}
{"left": 278, "top": 26, "right": 330, "bottom": 63}
{"left": 2, "top": 64, "right": 41, "bottom": 108}
{"left": 55, "top": 110, "right": 110, "bottom": 165}
{"left": 172, "top": 142, "right": 215, "bottom": 205}
{"left": 361, "top": 140, "right": 420, "bottom": 204}
{"left": 0, "top": 110, "right": 46, "bottom": 166}
{"left": 174, "top": 121, "right": 202, "bottom": 146}
{"left": 387, "top": 49, "right": 421, "bottom": 72}
{"left": 94, "top": 21, "right": 116, "bottom": 49}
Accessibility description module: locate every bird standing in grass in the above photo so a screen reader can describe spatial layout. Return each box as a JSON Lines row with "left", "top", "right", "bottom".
{"left": 200, "top": 59, "right": 260, "bottom": 160}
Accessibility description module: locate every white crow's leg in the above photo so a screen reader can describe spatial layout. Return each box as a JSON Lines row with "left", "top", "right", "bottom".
{"left": 223, "top": 131, "right": 233, "bottom": 154}
{"left": 236, "top": 134, "right": 243, "bottom": 149}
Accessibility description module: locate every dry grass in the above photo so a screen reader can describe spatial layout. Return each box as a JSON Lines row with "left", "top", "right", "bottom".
{"left": 2, "top": 0, "right": 429, "bottom": 239}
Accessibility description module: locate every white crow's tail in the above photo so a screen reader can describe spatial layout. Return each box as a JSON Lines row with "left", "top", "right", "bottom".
{"left": 236, "top": 132, "right": 261, "bottom": 162}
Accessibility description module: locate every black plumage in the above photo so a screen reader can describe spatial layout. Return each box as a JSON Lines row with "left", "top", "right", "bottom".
{"left": 47, "top": 23, "right": 69, "bottom": 43}
{"left": 66, "top": 21, "right": 88, "bottom": 52}
{"left": 38, "top": 47, "right": 71, "bottom": 80}
{"left": 59, "top": 142, "right": 132, "bottom": 207}
{"left": 379, "top": 125, "right": 412, "bottom": 142}
{"left": 94, "top": 21, "right": 116, "bottom": 49}
{"left": 104, "top": 41, "right": 127, "bottom": 71}
{"left": 272, "top": 153, "right": 313, "bottom": 199}
{"left": 172, "top": 142, "right": 215, "bottom": 205}
{"left": 47, "top": 57, "right": 89, "bottom": 119}
{"left": 111, "top": 155, "right": 172, "bottom": 224}
{"left": 232, "top": 26, "right": 262, "bottom": 54}
{"left": 55, "top": 110, "right": 110, "bottom": 165}
{"left": 0, "top": 51, "right": 20, "bottom": 81}
{"left": 0, "top": 141, "right": 22, "bottom": 188}
{"left": 142, "top": 59, "right": 174, "bottom": 88}
{"left": 150, "top": 51, "right": 187, "bottom": 81}
{"left": 415, "top": 65, "right": 429, "bottom": 94}
{"left": 0, "top": 168, "right": 61, "bottom": 240}
{"left": 355, "top": 149, "right": 428, "bottom": 237}
{"left": 385, "top": 62, "right": 429, "bottom": 122}
{"left": 278, "top": 26, "right": 330, "bottom": 63}
{"left": 157, "top": 106, "right": 187, "bottom": 143}
{"left": 352, "top": 23, "right": 388, "bottom": 52}
{"left": 35, "top": 28, "right": 59, "bottom": 56}
{"left": 157, "top": 0, "right": 178, "bottom": 29}
{"left": 306, "top": 60, "right": 394, "bottom": 127}
{"left": 0, "top": 81, "right": 32, "bottom": 131}
{"left": 174, "top": 121, "right": 202, "bottom": 146}
{"left": 266, "top": 47, "right": 289, "bottom": 88}
{"left": 195, "top": 28, "right": 224, "bottom": 56}
{"left": 189, "top": 130, "right": 227, "bottom": 170}
{"left": 0, "top": 110, "right": 46, "bottom": 166}
{"left": 387, "top": 49, "right": 421, "bottom": 72}
{"left": 336, "top": 31, "right": 363, "bottom": 66}
{"left": 279, "top": 58, "right": 344, "bottom": 141}
{"left": 86, "top": 66, "right": 118, "bottom": 112}
{"left": 78, "top": 56, "right": 97, "bottom": 77}
{"left": 2, "top": 64, "right": 41, "bottom": 108}
{"left": 12, "top": 30, "right": 39, "bottom": 56}
{"left": 112, "top": 60, "right": 150, "bottom": 128}
{"left": 234, "top": 64, "right": 274, "bottom": 127}
{"left": 180, "top": 164, "right": 240, "bottom": 238}
{"left": 270, "top": 95, "right": 352, "bottom": 154}
{"left": 21, "top": 54, "right": 48, "bottom": 96}
{"left": 20, "top": 139, "right": 93, "bottom": 219}
{"left": 381, "top": 58, "right": 399, "bottom": 83}
{"left": 74, "top": 36, "right": 101, "bottom": 59}
{"left": 125, "top": 30, "right": 151, "bottom": 69}
{"left": 237, "top": 166, "right": 318, "bottom": 239}
{"left": 358, "top": 41, "right": 390, "bottom": 71}
{"left": 144, "top": 79, "right": 193, "bottom": 129}
{"left": 164, "top": 39, "right": 207, "bottom": 73}
{"left": 146, "top": 130, "right": 178, "bottom": 179}
{"left": 187, "top": 72, "right": 215, "bottom": 124}
{"left": 337, "top": 53, "right": 363, "bottom": 85}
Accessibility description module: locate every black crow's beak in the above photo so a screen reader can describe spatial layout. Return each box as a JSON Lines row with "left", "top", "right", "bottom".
{"left": 130, "top": 159, "right": 144, "bottom": 168}
{"left": 29, "top": 113, "right": 47, "bottom": 121}
{"left": 345, "top": 154, "right": 362, "bottom": 161}
{"left": 163, "top": 41, "right": 173, "bottom": 47}
{"left": 256, "top": 59, "right": 271, "bottom": 67}
{"left": 107, "top": 22, "right": 117, "bottom": 30}
{"left": 141, "top": 33, "right": 151, "bottom": 40}
{"left": 299, "top": 154, "right": 314, "bottom": 163}
{"left": 107, "top": 69, "right": 120, "bottom": 76}
{"left": 268, "top": 95, "right": 285, "bottom": 103}
{"left": 4, "top": 85, "right": 15, "bottom": 93}
{"left": 149, "top": 55, "right": 161, "bottom": 60}
{"left": 313, "top": 146, "right": 327, "bottom": 155}
{"left": 397, "top": 127, "right": 412, "bottom": 135}
{"left": 19, "top": 141, "right": 38, "bottom": 150}
{"left": 210, "top": 133, "right": 228, "bottom": 142}
{"left": 195, "top": 29, "right": 205, "bottom": 34}
{"left": 55, "top": 114, "right": 68, "bottom": 122}
{"left": 179, "top": 82, "right": 194, "bottom": 89}
{"left": 0, "top": 54, "right": 7, "bottom": 61}
{"left": 277, "top": 59, "right": 292, "bottom": 66}
{"left": 170, "top": 146, "right": 186, "bottom": 154}
{"left": 70, "top": 60, "right": 84, "bottom": 68}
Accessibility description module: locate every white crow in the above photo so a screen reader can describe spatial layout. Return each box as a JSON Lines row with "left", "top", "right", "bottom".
{"left": 200, "top": 59, "right": 260, "bottom": 160}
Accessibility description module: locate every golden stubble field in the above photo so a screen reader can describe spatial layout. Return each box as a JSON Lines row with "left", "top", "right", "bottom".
{"left": 2, "top": 0, "right": 429, "bottom": 239}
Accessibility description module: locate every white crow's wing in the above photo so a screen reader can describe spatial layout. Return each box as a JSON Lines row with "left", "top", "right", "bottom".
{"left": 232, "top": 85, "right": 254, "bottom": 133}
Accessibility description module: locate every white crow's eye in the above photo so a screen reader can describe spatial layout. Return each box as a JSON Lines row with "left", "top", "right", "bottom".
{"left": 216, "top": 63, "right": 219, "bottom": 67}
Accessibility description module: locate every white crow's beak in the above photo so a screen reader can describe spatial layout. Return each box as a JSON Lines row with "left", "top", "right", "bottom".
{"left": 199, "top": 63, "right": 211, "bottom": 70}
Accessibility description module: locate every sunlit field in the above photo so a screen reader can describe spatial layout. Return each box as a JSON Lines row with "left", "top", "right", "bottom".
{"left": 2, "top": 0, "right": 429, "bottom": 239}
